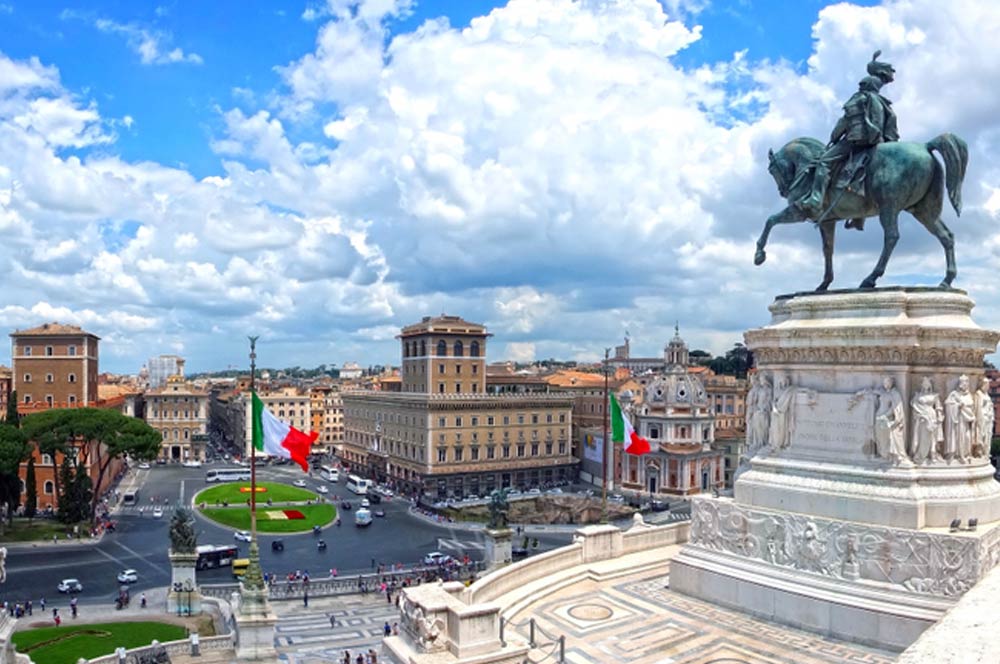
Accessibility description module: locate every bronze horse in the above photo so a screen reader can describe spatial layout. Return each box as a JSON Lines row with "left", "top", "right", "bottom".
{"left": 755, "top": 134, "right": 967, "bottom": 290}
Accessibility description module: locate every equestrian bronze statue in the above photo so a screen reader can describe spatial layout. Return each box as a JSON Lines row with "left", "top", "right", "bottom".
{"left": 754, "top": 51, "right": 968, "bottom": 291}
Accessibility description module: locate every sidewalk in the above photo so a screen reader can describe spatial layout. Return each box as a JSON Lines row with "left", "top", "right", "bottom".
{"left": 405, "top": 505, "right": 635, "bottom": 533}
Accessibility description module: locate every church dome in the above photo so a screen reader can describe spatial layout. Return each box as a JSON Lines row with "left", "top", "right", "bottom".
{"left": 643, "top": 370, "right": 707, "bottom": 408}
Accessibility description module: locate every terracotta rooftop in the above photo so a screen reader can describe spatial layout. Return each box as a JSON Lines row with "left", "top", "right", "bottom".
{"left": 97, "top": 384, "right": 141, "bottom": 400}
{"left": 10, "top": 322, "right": 99, "bottom": 338}
{"left": 398, "top": 314, "right": 490, "bottom": 337}
{"left": 544, "top": 370, "right": 606, "bottom": 388}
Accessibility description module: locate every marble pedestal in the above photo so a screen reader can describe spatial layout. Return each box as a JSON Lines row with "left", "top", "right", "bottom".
{"left": 672, "top": 288, "right": 1000, "bottom": 651}
{"left": 166, "top": 551, "right": 202, "bottom": 615}
{"left": 234, "top": 586, "right": 278, "bottom": 661}
{"left": 485, "top": 528, "right": 513, "bottom": 570}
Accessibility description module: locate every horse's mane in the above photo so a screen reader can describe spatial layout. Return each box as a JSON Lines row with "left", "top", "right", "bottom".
{"left": 784, "top": 137, "right": 825, "bottom": 160}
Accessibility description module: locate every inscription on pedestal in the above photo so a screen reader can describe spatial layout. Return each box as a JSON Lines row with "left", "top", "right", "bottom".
{"left": 790, "top": 392, "right": 873, "bottom": 461}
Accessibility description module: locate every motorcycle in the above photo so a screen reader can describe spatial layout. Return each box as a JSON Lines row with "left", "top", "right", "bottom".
{"left": 317, "top": 540, "right": 327, "bottom": 551}
{"left": 312, "top": 525, "right": 321, "bottom": 536}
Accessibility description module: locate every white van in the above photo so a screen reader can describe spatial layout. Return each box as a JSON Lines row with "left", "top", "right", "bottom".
{"left": 122, "top": 491, "right": 138, "bottom": 506}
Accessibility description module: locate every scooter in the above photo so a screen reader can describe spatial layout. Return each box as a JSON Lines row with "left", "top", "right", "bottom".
{"left": 312, "top": 525, "right": 321, "bottom": 536}
{"left": 317, "top": 540, "right": 327, "bottom": 551}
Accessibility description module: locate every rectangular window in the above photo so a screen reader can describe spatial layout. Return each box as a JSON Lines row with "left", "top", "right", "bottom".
{"left": 545, "top": 442, "right": 553, "bottom": 455}
{"left": 532, "top": 414, "right": 539, "bottom": 424}
{"left": 68, "top": 345, "right": 76, "bottom": 356}
{"left": 456, "top": 365, "right": 461, "bottom": 374}
{"left": 471, "top": 416, "right": 478, "bottom": 426}
{"left": 439, "top": 364, "right": 445, "bottom": 374}
{"left": 546, "top": 414, "right": 553, "bottom": 423}
{"left": 471, "top": 432, "right": 478, "bottom": 442}
{"left": 487, "top": 416, "right": 495, "bottom": 426}
{"left": 531, "top": 443, "right": 539, "bottom": 456}
{"left": 22, "top": 346, "right": 31, "bottom": 356}
{"left": 487, "top": 446, "right": 496, "bottom": 460}
{"left": 487, "top": 431, "right": 494, "bottom": 441}
{"left": 517, "top": 444, "right": 525, "bottom": 457}
{"left": 439, "top": 383, "right": 445, "bottom": 394}
{"left": 456, "top": 383, "right": 461, "bottom": 393}
{"left": 455, "top": 417, "right": 462, "bottom": 426}
{"left": 503, "top": 416, "right": 510, "bottom": 425}
{"left": 45, "top": 346, "right": 53, "bottom": 356}
{"left": 23, "top": 395, "right": 31, "bottom": 403}
{"left": 455, "top": 433, "right": 462, "bottom": 443}
{"left": 559, "top": 414, "right": 566, "bottom": 423}
{"left": 438, "top": 448, "right": 447, "bottom": 462}
{"left": 438, "top": 417, "right": 446, "bottom": 427}
{"left": 471, "top": 447, "right": 480, "bottom": 461}
{"left": 559, "top": 442, "right": 567, "bottom": 454}
{"left": 454, "top": 447, "right": 463, "bottom": 461}
{"left": 472, "top": 383, "right": 478, "bottom": 393}
{"left": 502, "top": 445, "right": 511, "bottom": 458}
{"left": 472, "top": 364, "right": 478, "bottom": 374}
{"left": 517, "top": 415, "right": 525, "bottom": 424}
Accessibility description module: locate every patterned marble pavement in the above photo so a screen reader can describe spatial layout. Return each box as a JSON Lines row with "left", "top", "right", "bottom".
{"left": 273, "top": 594, "right": 396, "bottom": 663}
{"left": 507, "top": 571, "right": 898, "bottom": 664}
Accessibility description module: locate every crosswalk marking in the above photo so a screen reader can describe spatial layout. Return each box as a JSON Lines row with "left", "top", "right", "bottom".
{"left": 437, "top": 537, "right": 485, "bottom": 553}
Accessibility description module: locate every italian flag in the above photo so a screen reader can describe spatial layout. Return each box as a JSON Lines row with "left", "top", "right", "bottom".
{"left": 610, "top": 392, "right": 651, "bottom": 455}
{"left": 251, "top": 392, "right": 317, "bottom": 472}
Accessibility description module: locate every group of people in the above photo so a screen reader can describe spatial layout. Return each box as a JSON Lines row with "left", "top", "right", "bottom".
{"left": 3, "top": 597, "right": 39, "bottom": 618}
{"left": 341, "top": 649, "right": 380, "bottom": 663}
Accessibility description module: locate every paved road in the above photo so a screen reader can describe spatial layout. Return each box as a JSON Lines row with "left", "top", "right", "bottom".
{"left": 2, "top": 464, "right": 572, "bottom": 609}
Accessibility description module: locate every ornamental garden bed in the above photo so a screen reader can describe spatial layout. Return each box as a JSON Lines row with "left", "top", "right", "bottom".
{"left": 194, "top": 481, "right": 316, "bottom": 505}
{"left": 199, "top": 504, "right": 336, "bottom": 532}
{"left": 12, "top": 621, "right": 187, "bottom": 664}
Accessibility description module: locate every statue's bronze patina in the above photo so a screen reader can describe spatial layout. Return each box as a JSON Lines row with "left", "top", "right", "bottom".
{"left": 169, "top": 505, "right": 198, "bottom": 553}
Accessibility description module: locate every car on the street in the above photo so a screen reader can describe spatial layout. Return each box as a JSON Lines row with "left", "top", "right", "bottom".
{"left": 360, "top": 498, "right": 370, "bottom": 508}
{"left": 58, "top": 578, "right": 83, "bottom": 593}
{"left": 117, "top": 569, "right": 138, "bottom": 584}
{"left": 234, "top": 530, "right": 252, "bottom": 542}
{"left": 153, "top": 507, "right": 164, "bottom": 518}
{"left": 271, "top": 539, "right": 284, "bottom": 552}
{"left": 365, "top": 491, "right": 382, "bottom": 504}
{"left": 527, "top": 487, "right": 542, "bottom": 496}
{"left": 182, "top": 460, "right": 202, "bottom": 468}
{"left": 374, "top": 509, "right": 386, "bottom": 518}
{"left": 155, "top": 458, "right": 167, "bottom": 465}
{"left": 423, "top": 552, "right": 453, "bottom": 566}
{"left": 340, "top": 500, "right": 353, "bottom": 511}
{"left": 650, "top": 500, "right": 671, "bottom": 512}
{"left": 316, "top": 485, "right": 329, "bottom": 494}
{"left": 609, "top": 494, "right": 625, "bottom": 503}
{"left": 137, "top": 462, "right": 151, "bottom": 470}
{"left": 292, "top": 479, "right": 307, "bottom": 488}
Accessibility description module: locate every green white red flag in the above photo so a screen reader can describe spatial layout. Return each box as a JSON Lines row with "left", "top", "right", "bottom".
{"left": 251, "top": 391, "right": 316, "bottom": 472}
{"left": 610, "top": 392, "right": 650, "bottom": 455}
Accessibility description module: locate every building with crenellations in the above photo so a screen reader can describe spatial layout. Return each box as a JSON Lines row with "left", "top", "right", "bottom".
{"left": 144, "top": 375, "right": 210, "bottom": 462}
{"left": 10, "top": 322, "right": 100, "bottom": 410}
{"left": 341, "top": 315, "right": 576, "bottom": 499}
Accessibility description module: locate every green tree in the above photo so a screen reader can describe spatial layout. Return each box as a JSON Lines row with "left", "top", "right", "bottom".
{"left": 57, "top": 457, "right": 76, "bottom": 523}
{"left": 0, "top": 424, "right": 29, "bottom": 530}
{"left": 4, "top": 390, "right": 18, "bottom": 428}
{"left": 22, "top": 409, "right": 73, "bottom": 509}
{"left": 23, "top": 455, "right": 36, "bottom": 521}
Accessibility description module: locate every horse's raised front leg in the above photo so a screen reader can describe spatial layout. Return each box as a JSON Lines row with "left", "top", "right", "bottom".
{"left": 817, "top": 220, "right": 836, "bottom": 291}
{"left": 860, "top": 208, "right": 900, "bottom": 289}
{"left": 755, "top": 206, "right": 807, "bottom": 266}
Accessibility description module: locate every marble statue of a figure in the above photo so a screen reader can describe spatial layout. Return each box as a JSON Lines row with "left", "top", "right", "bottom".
{"left": 974, "top": 376, "right": 994, "bottom": 458}
{"left": 852, "top": 376, "right": 908, "bottom": 463}
{"left": 746, "top": 373, "right": 772, "bottom": 453}
{"left": 944, "top": 375, "right": 976, "bottom": 462}
{"left": 910, "top": 377, "right": 944, "bottom": 463}
{"left": 769, "top": 376, "right": 815, "bottom": 450}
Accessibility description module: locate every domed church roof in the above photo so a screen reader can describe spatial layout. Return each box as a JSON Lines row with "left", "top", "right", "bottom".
{"left": 643, "top": 369, "right": 708, "bottom": 408}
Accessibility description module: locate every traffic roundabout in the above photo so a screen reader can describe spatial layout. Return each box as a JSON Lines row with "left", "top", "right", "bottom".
{"left": 193, "top": 481, "right": 336, "bottom": 533}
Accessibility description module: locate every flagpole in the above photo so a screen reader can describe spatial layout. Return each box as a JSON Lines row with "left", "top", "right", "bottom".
{"left": 601, "top": 347, "right": 610, "bottom": 524}
{"left": 242, "top": 335, "right": 265, "bottom": 592}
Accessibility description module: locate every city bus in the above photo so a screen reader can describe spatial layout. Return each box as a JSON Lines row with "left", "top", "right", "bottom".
{"left": 205, "top": 468, "right": 252, "bottom": 483}
{"left": 195, "top": 544, "right": 240, "bottom": 570}
{"left": 346, "top": 474, "right": 372, "bottom": 495}
{"left": 320, "top": 466, "right": 340, "bottom": 483}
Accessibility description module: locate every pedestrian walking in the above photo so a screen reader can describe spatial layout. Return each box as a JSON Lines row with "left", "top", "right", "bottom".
{"left": 392, "top": 622, "right": 399, "bottom": 636}
{"left": 39, "top": 597, "right": 45, "bottom": 611}
{"left": 26, "top": 599, "right": 31, "bottom": 616}
{"left": 303, "top": 591, "right": 309, "bottom": 608}
{"left": 342, "top": 651, "right": 350, "bottom": 664}
{"left": 383, "top": 621, "right": 391, "bottom": 637}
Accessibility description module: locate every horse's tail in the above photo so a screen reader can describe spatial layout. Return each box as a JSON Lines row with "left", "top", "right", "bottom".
{"left": 927, "top": 133, "right": 968, "bottom": 216}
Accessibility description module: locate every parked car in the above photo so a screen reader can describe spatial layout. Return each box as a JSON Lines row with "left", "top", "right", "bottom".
{"left": 117, "top": 569, "right": 138, "bottom": 584}
{"left": 527, "top": 487, "right": 542, "bottom": 496}
{"left": 423, "top": 552, "right": 453, "bottom": 566}
{"left": 152, "top": 507, "right": 164, "bottom": 519}
{"left": 57, "top": 578, "right": 83, "bottom": 593}
{"left": 293, "top": 479, "right": 307, "bottom": 488}
{"left": 234, "top": 530, "right": 252, "bottom": 542}
{"left": 271, "top": 539, "right": 285, "bottom": 552}
{"left": 182, "top": 460, "right": 202, "bottom": 468}
{"left": 316, "top": 486, "right": 329, "bottom": 494}
{"left": 137, "top": 462, "right": 151, "bottom": 470}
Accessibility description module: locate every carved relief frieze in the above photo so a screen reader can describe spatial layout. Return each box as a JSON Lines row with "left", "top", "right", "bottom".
{"left": 690, "top": 500, "right": 1000, "bottom": 598}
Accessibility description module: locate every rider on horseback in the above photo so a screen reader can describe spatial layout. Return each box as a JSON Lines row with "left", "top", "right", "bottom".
{"left": 798, "top": 51, "right": 899, "bottom": 229}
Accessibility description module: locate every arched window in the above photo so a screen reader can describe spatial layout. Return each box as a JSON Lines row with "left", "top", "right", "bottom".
{"left": 45, "top": 374, "right": 53, "bottom": 383}
{"left": 184, "top": 430, "right": 190, "bottom": 440}
{"left": 453, "top": 340, "right": 464, "bottom": 357}
{"left": 470, "top": 341, "right": 480, "bottom": 357}
{"left": 43, "top": 480, "right": 54, "bottom": 495}
{"left": 436, "top": 340, "right": 447, "bottom": 356}
{"left": 68, "top": 373, "right": 76, "bottom": 383}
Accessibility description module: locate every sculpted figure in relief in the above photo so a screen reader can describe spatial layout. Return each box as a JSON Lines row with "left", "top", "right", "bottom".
{"left": 746, "top": 373, "right": 773, "bottom": 454}
{"left": 851, "top": 376, "right": 908, "bottom": 463}
{"left": 974, "top": 376, "right": 994, "bottom": 459}
{"left": 910, "top": 377, "right": 944, "bottom": 463}
{"left": 769, "top": 376, "right": 816, "bottom": 451}
{"left": 944, "top": 375, "right": 976, "bottom": 462}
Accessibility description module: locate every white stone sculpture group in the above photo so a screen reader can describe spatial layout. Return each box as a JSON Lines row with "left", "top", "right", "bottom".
{"left": 744, "top": 372, "right": 994, "bottom": 466}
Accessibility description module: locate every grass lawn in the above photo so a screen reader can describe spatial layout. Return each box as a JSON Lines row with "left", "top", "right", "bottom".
{"left": 200, "top": 503, "right": 336, "bottom": 532}
{"left": 194, "top": 481, "right": 317, "bottom": 505}
{"left": 0, "top": 520, "right": 85, "bottom": 543}
{"left": 12, "top": 621, "right": 187, "bottom": 664}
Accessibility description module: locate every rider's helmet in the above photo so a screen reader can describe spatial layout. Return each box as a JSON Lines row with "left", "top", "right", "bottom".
{"left": 866, "top": 50, "right": 895, "bottom": 84}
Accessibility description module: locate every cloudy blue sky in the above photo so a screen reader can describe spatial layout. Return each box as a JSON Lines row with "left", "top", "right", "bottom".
{"left": 1, "top": 0, "right": 998, "bottom": 373}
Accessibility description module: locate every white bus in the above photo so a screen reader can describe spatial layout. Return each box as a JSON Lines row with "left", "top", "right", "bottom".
{"left": 320, "top": 466, "right": 340, "bottom": 483}
{"left": 195, "top": 544, "right": 239, "bottom": 570}
{"left": 206, "top": 468, "right": 252, "bottom": 483}
{"left": 346, "top": 474, "right": 372, "bottom": 495}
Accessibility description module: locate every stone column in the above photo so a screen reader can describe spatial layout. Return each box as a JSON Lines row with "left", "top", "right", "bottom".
{"left": 167, "top": 550, "right": 202, "bottom": 615}
{"left": 234, "top": 539, "right": 278, "bottom": 661}
{"left": 484, "top": 528, "right": 513, "bottom": 570}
